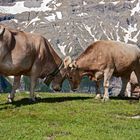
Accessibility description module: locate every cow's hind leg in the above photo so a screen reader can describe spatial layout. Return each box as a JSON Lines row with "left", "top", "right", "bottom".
{"left": 134, "top": 68, "right": 140, "bottom": 86}
{"left": 103, "top": 68, "right": 114, "bottom": 102}
{"left": 8, "top": 76, "right": 21, "bottom": 103}
{"left": 118, "top": 76, "right": 130, "bottom": 98}
{"left": 134, "top": 69, "right": 140, "bottom": 99}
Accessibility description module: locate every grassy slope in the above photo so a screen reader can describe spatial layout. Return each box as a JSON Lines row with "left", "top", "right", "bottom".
{"left": 0, "top": 92, "right": 139, "bottom": 140}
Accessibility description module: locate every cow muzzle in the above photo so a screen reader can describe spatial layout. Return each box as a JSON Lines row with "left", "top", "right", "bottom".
{"left": 72, "top": 88, "right": 78, "bottom": 92}
{"left": 52, "top": 85, "right": 61, "bottom": 92}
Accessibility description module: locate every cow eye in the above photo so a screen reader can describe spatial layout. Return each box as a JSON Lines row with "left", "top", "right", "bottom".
{"left": 69, "top": 77, "right": 72, "bottom": 80}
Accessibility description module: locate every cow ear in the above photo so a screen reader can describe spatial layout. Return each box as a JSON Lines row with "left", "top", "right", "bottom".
{"left": 73, "top": 60, "right": 78, "bottom": 68}
{"left": 64, "top": 56, "right": 72, "bottom": 68}
{"left": 0, "top": 25, "right": 5, "bottom": 36}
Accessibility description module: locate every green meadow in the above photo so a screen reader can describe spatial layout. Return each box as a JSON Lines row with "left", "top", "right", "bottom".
{"left": 0, "top": 92, "right": 139, "bottom": 140}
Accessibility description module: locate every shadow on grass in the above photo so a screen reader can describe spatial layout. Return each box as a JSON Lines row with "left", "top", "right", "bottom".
{"left": 0, "top": 96, "right": 93, "bottom": 109}
{"left": 110, "top": 96, "right": 139, "bottom": 100}
{"left": 110, "top": 96, "right": 139, "bottom": 104}
{"left": 0, "top": 96, "right": 139, "bottom": 110}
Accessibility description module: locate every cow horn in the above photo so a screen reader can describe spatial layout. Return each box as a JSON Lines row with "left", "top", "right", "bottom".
{"left": 69, "top": 60, "right": 77, "bottom": 69}
{"left": 64, "top": 56, "right": 72, "bottom": 68}
{"left": 0, "top": 26, "right": 5, "bottom": 36}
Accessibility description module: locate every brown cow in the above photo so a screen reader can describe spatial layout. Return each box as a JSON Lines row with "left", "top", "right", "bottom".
{"left": 0, "top": 24, "right": 65, "bottom": 102}
{"left": 64, "top": 40, "right": 140, "bottom": 101}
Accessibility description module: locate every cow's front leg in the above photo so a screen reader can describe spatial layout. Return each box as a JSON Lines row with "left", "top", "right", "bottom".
{"left": 103, "top": 69, "right": 114, "bottom": 102}
{"left": 8, "top": 76, "right": 21, "bottom": 103}
{"left": 103, "top": 79, "right": 110, "bottom": 102}
{"left": 30, "top": 76, "right": 37, "bottom": 102}
{"left": 125, "top": 82, "right": 131, "bottom": 97}
{"left": 95, "top": 80, "right": 102, "bottom": 99}
{"left": 93, "top": 72, "right": 103, "bottom": 99}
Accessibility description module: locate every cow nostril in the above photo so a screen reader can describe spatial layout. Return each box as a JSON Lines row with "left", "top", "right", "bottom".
{"left": 69, "top": 77, "right": 72, "bottom": 80}
{"left": 54, "top": 88, "right": 61, "bottom": 92}
{"left": 53, "top": 86, "right": 61, "bottom": 92}
{"left": 72, "top": 89, "right": 77, "bottom": 92}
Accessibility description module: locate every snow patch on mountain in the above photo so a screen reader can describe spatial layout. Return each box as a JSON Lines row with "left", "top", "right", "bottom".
{"left": 0, "top": 0, "right": 55, "bottom": 14}
{"left": 131, "top": 0, "right": 140, "bottom": 16}
{"left": 58, "top": 44, "right": 66, "bottom": 56}
{"left": 84, "top": 24, "right": 98, "bottom": 41}
{"left": 115, "top": 22, "right": 121, "bottom": 41}
{"left": 45, "top": 14, "right": 56, "bottom": 22}
{"left": 28, "top": 16, "right": 40, "bottom": 27}
{"left": 56, "top": 11, "right": 62, "bottom": 19}
{"left": 121, "top": 23, "right": 140, "bottom": 43}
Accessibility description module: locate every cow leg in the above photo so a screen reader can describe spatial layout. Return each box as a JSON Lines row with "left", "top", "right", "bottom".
{"left": 95, "top": 81, "right": 102, "bottom": 99}
{"left": 133, "top": 69, "right": 140, "bottom": 99}
{"left": 125, "top": 82, "right": 131, "bottom": 97}
{"left": 118, "top": 76, "right": 130, "bottom": 98}
{"left": 134, "top": 69, "right": 140, "bottom": 86}
{"left": 8, "top": 76, "right": 21, "bottom": 103}
{"left": 29, "top": 76, "right": 38, "bottom": 102}
{"left": 103, "top": 69, "right": 114, "bottom": 102}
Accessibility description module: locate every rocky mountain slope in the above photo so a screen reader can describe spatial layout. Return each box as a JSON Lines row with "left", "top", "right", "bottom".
{"left": 0, "top": 0, "right": 140, "bottom": 58}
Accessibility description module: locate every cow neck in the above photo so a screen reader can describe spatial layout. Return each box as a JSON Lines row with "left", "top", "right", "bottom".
{"left": 47, "top": 42, "right": 63, "bottom": 77}
{"left": 76, "top": 57, "right": 89, "bottom": 71}
{"left": 48, "top": 61, "right": 63, "bottom": 77}
{"left": 75, "top": 56, "right": 95, "bottom": 79}
{"left": 76, "top": 44, "right": 94, "bottom": 70}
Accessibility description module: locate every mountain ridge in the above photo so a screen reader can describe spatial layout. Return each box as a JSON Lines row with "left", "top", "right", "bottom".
{"left": 0, "top": 0, "right": 140, "bottom": 58}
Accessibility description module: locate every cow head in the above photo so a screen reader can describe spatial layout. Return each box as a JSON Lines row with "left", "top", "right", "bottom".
{"left": 64, "top": 56, "right": 82, "bottom": 91}
{"left": 51, "top": 68, "right": 66, "bottom": 91}
{"left": 44, "top": 63, "right": 67, "bottom": 92}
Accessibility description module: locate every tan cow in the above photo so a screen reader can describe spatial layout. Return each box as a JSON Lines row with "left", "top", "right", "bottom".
{"left": 126, "top": 72, "right": 140, "bottom": 97}
{"left": 64, "top": 40, "right": 140, "bottom": 101}
{"left": 0, "top": 24, "right": 65, "bottom": 102}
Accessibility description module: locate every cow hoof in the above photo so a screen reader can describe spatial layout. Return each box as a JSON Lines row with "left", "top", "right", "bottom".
{"left": 118, "top": 94, "right": 125, "bottom": 98}
{"left": 35, "top": 96, "right": 41, "bottom": 100}
{"left": 7, "top": 98, "right": 14, "bottom": 103}
{"left": 7, "top": 95, "right": 14, "bottom": 103}
{"left": 95, "top": 94, "right": 102, "bottom": 99}
{"left": 102, "top": 96, "right": 109, "bottom": 102}
{"left": 29, "top": 98, "right": 36, "bottom": 103}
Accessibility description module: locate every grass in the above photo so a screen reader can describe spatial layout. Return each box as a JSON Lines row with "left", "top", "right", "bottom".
{"left": 0, "top": 92, "right": 139, "bottom": 140}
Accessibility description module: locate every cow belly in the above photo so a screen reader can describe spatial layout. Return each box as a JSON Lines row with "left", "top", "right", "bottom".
{"left": 113, "top": 68, "right": 133, "bottom": 77}
{"left": 114, "top": 58, "right": 137, "bottom": 74}
{"left": 0, "top": 52, "right": 35, "bottom": 76}
{"left": 0, "top": 62, "right": 32, "bottom": 76}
